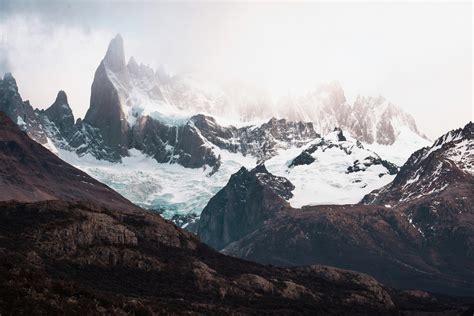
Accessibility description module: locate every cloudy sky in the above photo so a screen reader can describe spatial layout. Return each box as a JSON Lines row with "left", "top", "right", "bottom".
{"left": 0, "top": 0, "right": 472, "bottom": 139}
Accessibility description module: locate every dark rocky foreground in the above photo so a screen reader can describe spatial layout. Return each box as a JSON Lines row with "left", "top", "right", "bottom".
{"left": 0, "top": 112, "right": 472, "bottom": 314}
{"left": 1, "top": 200, "right": 473, "bottom": 315}
{"left": 200, "top": 123, "right": 474, "bottom": 297}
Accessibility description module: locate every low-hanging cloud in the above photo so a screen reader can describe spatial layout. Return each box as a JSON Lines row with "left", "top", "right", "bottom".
{"left": 0, "top": 45, "right": 12, "bottom": 74}
{"left": 0, "top": 1, "right": 471, "bottom": 139}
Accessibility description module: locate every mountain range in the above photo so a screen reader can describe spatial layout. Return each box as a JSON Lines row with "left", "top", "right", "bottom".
{"left": 198, "top": 122, "right": 473, "bottom": 296}
{"left": 0, "top": 33, "right": 473, "bottom": 313}
{"left": 0, "top": 34, "right": 430, "bottom": 226}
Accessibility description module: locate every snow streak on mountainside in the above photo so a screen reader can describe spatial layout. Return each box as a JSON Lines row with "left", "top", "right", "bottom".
{"left": 364, "top": 122, "right": 474, "bottom": 207}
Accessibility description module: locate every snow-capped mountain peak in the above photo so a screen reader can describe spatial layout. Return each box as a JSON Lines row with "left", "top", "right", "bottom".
{"left": 363, "top": 122, "right": 473, "bottom": 207}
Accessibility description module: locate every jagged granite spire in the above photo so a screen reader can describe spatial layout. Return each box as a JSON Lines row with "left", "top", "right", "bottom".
{"left": 2, "top": 73, "right": 18, "bottom": 92}
{"left": 103, "top": 34, "right": 127, "bottom": 73}
{"left": 54, "top": 90, "right": 68, "bottom": 105}
{"left": 44, "top": 90, "right": 75, "bottom": 134}
{"left": 198, "top": 164, "right": 294, "bottom": 250}
{"left": 127, "top": 56, "right": 143, "bottom": 79}
{"left": 83, "top": 35, "right": 130, "bottom": 160}
{"left": 0, "top": 73, "right": 48, "bottom": 143}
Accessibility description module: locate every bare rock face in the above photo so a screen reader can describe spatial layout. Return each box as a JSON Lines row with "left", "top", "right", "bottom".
{"left": 103, "top": 34, "right": 128, "bottom": 74}
{"left": 198, "top": 164, "right": 294, "bottom": 250}
{"left": 83, "top": 34, "right": 131, "bottom": 160}
{"left": 130, "top": 115, "right": 220, "bottom": 168}
{"left": 43, "top": 90, "right": 75, "bottom": 136}
{"left": 363, "top": 122, "right": 473, "bottom": 206}
{"left": 348, "top": 95, "right": 420, "bottom": 145}
{"left": 187, "top": 115, "right": 320, "bottom": 164}
{"left": 0, "top": 73, "right": 48, "bottom": 144}
{"left": 84, "top": 59, "right": 129, "bottom": 159}
{"left": 239, "top": 117, "right": 320, "bottom": 161}
{"left": 129, "top": 113, "right": 320, "bottom": 169}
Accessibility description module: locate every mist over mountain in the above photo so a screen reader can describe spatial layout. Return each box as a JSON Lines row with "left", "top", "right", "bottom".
{"left": 0, "top": 34, "right": 432, "bottom": 226}
{"left": 0, "top": 3, "right": 472, "bottom": 313}
{"left": 0, "top": 1, "right": 470, "bottom": 139}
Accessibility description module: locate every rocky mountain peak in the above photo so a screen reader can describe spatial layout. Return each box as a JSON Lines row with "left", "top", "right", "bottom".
{"left": 103, "top": 34, "right": 127, "bottom": 73}
{"left": 127, "top": 56, "right": 138, "bottom": 68}
{"left": 44, "top": 90, "right": 74, "bottom": 134}
{"left": 198, "top": 165, "right": 294, "bottom": 250}
{"left": 1, "top": 72, "right": 18, "bottom": 92}
{"left": 54, "top": 90, "right": 68, "bottom": 105}
{"left": 251, "top": 163, "right": 269, "bottom": 174}
{"left": 332, "top": 127, "right": 346, "bottom": 141}
{"left": 363, "top": 121, "right": 473, "bottom": 207}
{"left": 0, "top": 73, "right": 49, "bottom": 144}
{"left": 127, "top": 56, "right": 140, "bottom": 76}
{"left": 432, "top": 121, "right": 473, "bottom": 147}
{"left": 83, "top": 35, "right": 130, "bottom": 160}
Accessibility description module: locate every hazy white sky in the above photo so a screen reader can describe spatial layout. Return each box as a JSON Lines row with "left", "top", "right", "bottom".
{"left": 0, "top": 1, "right": 472, "bottom": 138}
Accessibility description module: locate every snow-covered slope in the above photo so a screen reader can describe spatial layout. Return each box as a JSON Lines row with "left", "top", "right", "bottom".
{"left": 363, "top": 122, "right": 473, "bottom": 207}
{"left": 266, "top": 129, "right": 400, "bottom": 207}
{"left": 365, "top": 127, "right": 430, "bottom": 166}
{"left": 57, "top": 147, "right": 255, "bottom": 220}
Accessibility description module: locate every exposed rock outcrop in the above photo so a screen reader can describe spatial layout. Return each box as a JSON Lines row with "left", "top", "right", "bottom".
{"left": 42, "top": 90, "right": 75, "bottom": 136}
{"left": 198, "top": 164, "right": 294, "bottom": 250}
{"left": 0, "top": 73, "right": 48, "bottom": 144}
{"left": 84, "top": 35, "right": 129, "bottom": 160}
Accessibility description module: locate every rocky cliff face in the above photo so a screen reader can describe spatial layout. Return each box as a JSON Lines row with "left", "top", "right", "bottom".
{"left": 43, "top": 91, "right": 74, "bottom": 134}
{"left": 0, "top": 73, "right": 48, "bottom": 144}
{"left": 276, "top": 82, "right": 423, "bottom": 145}
{"left": 198, "top": 164, "right": 294, "bottom": 250}
{"left": 363, "top": 122, "right": 473, "bottom": 206}
{"left": 83, "top": 34, "right": 130, "bottom": 160}
{"left": 1, "top": 110, "right": 463, "bottom": 314}
{"left": 198, "top": 123, "right": 474, "bottom": 296}
{"left": 348, "top": 95, "right": 420, "bottom": 145}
